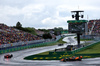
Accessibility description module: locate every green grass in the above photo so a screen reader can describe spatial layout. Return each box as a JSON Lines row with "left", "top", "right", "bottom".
{"left": 24, "top": 40, "right": 100, "bottom": 59}
{"left": 31, "top": 37, "right": 66, "bottom": 48}
{"left": 74, "top": 36, "right": 93, "bottom": 41}
{"left": 80, "top": 39, "right": 93, "bottom": 41}
{"left": 40, "top": 38, "right": 66, "bottom": 47}
{"left": 36, "top": 42, "right": 100, "bottom": 55}
{"left": 77, "top": 42, "right": 100, "bottom": 54}
{"left": 36, "top": 51, "right": 51, "bottom": 55}
{"left": 57, "top": 37, "right": 67, "bottom": 43}
{"left": 28, "top": 36, "right": 100, "bottom": 56}
{"left": 35, "top": 38, "right": 66, "bottom": 55}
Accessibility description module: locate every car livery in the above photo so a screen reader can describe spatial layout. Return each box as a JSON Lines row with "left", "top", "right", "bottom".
{"left": 60, "top": 56, "right": 83, "bottom": 62}
{"left": 4, "top": 54, "right": 13, "bottom": 59}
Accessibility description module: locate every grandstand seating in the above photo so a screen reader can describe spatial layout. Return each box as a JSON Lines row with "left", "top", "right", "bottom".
{"left": 0, "top": 23, "right": 43, "bottom": 45}
{"left": 88, "top": 19, "right": 100, "bottom": 35}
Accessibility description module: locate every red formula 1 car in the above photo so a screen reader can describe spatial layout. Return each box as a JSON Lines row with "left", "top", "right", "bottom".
{"left": 4, "top": 54, "right": 13, "bottom": 59}
{"left": 60, "top": 56, "right": 83, "bottom": 62}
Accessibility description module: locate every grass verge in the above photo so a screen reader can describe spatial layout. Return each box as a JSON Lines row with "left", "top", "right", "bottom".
{"left": 24, "top": 41, "right": 100, "bottom": 60}
{"left": 35, "top": 51, "right": 51, "bottom": 55}
{"left": 36, "top": 37, "right": 66, "bottom": 47}
{"left": 77, "top": 42, "right": 100, "bottom": 54}
{"left": 35, "top": 38, "right": 66, "bottom": 55}
{"left": 80, "top": 39, "right": 93, "bottom": 41}
{"left": 36, "top": 42, "right": 100, "bottom": 55}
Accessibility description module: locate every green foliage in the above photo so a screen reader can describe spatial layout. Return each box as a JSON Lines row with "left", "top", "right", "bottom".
{"left": 80, "top": 39, "right": 93, "bottom": 41}
{"left": 38, "top": 29, "right": 49, "bottom": 33}
{"left": 43, "top": 33, "right": 52, "bottom": 39}
{"left": 15, "top": 22, "right": 37, "bottom": 35}
{"left": 23, "top": 27, "right": 37, "bottom": 35}
{"left": 54, "top": 27, "right": 63, "bottom": 31}
{"left": 38, "top": 27, "right": 64, "bottom": 36}
{"left": 54, "top": 27, "right": 63, "bottom": 35}
{"left": 16, "top": 21, "right": 22, "bottom": 29}
{"left": 61, "top": 30, "right": 68, "bottom": 34}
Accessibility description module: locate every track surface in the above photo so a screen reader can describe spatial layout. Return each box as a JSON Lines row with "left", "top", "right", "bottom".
{"left": 0, "top": 36, "right": 100, "bottom": 66}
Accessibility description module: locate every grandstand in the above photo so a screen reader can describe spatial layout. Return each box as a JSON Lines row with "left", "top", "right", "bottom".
{"left": 0, "top": 23, "right": 43, "bottom": 45}
{"left": 72, "top": 19, "right": 100, "bottom": 41}
{"left": 88, "top": 19, "right": 100, "bottom": 35}
{"left": 81, "top": 19, "right": 100, "bottom": 40}
{"left": 0, "top": 23, "right": 60, "bottom": 49}
{"left": 1, "top": 20, "right": 100, "bottom": 47}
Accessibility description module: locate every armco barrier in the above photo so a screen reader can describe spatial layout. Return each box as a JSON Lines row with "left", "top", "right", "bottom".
{"left": 0, "top": 35, "right": 61, "bottom": 54}
{"left": 0, "top": 40, "right": 57, "bottom": 54}
{"left": 0, "top": 35, "right": 61, "bottom": 48}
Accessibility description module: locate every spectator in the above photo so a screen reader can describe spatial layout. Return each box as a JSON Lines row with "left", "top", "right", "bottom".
{"left": 0, "top": 23, "right": 43, "bottom": 45}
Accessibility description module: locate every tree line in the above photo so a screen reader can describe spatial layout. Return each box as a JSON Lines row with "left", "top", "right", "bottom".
{"left": 14, "top": 21, "right": 66, "bottom": 39}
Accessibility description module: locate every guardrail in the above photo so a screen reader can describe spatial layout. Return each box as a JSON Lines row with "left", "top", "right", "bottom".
{"left": 0, "top": 41, "right": 57, "bottom": 54}
{"left": 0, "top": 35, "right": 61, "bottom": 54}
{"left": 0, "top": 35, "right": 61, "bottom": 48}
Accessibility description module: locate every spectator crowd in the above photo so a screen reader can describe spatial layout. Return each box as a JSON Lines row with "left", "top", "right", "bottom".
{"left": 1, "top": 19, "right": 100, "bottom": 45}
{"left": 88, "top": 19, "right": 100, "bottom": 35}
{"left": 0, "top": 23, "right": 42, "bottom": 45}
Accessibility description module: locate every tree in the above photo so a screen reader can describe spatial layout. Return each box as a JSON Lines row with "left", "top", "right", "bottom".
{"left": 38, "top": 29, "right": 49, "bottom": 33}
{"left": 54, "top": 27, "right": 63, "bottom": 35}
{"left": 43, "top": 33, "right": 52, "bottom": 39}
{"left": 16, "top": 21, "right": 22, "bottom": 29}
{"left": 47, "top": 33, "right": 52, "bottom": 39}
{"left": 43, "top": 33, "right": 48, "bottom": 39}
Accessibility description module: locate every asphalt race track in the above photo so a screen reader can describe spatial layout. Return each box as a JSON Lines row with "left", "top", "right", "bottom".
{"left": 0, "top": 35, "right": 100, "bottom": 66}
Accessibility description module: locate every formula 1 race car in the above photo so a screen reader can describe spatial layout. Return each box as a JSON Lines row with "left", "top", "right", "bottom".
{"left": 4, "top": 54, "right": 13, "bottom": 59}
{"left": 60, "top": 56, "right": 83, "bottom": 62}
